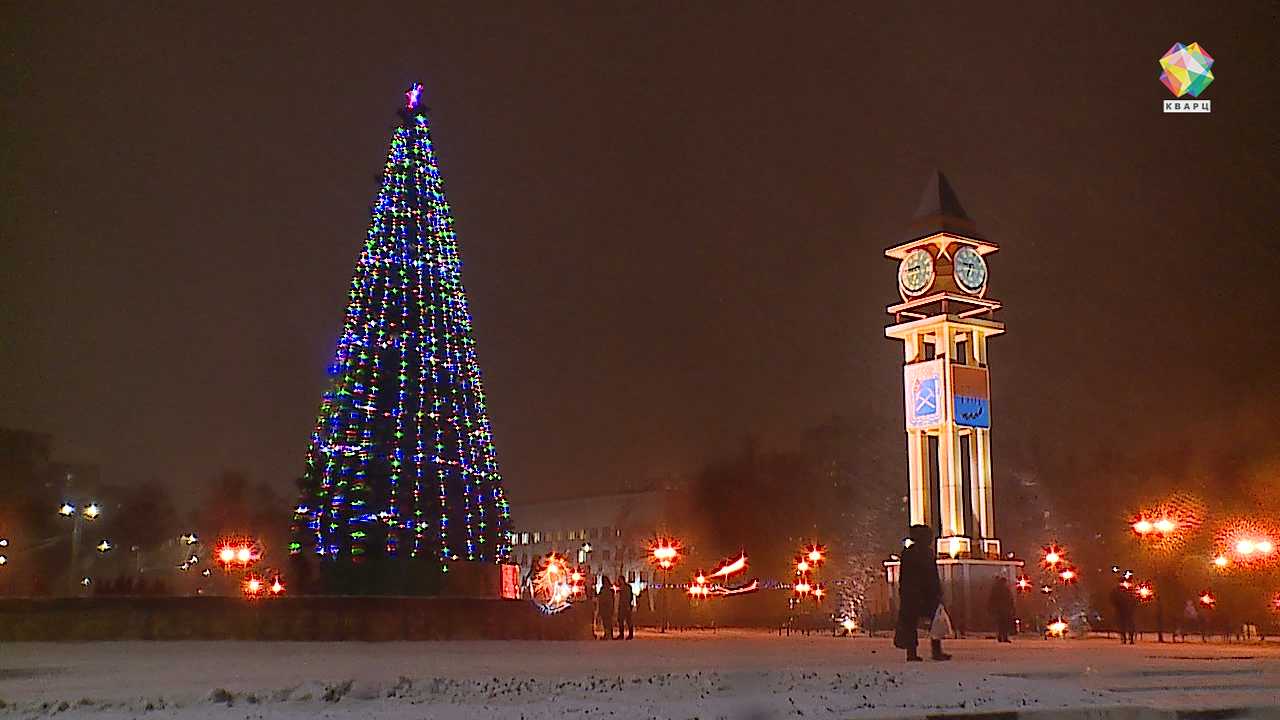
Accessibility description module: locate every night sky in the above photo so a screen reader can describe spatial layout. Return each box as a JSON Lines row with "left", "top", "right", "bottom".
{"left": 2, "top": 4, "right": 1277, "bottom": 506}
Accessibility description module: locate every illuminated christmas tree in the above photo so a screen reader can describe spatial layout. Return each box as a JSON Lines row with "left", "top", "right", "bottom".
{"left": 293, "top": 84, "right": 511, "bottom": 593}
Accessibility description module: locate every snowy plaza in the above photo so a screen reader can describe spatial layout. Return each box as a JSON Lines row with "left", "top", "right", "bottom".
{"left": 2, "top": 631, "right": 1278, "bottom": 719}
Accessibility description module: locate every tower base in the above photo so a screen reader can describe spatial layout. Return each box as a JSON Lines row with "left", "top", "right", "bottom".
{"left": 886, "top": 557, "right": 1023, "bottom": 635}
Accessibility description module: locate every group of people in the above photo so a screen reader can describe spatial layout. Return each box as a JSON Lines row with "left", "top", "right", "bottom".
{"left": 594, "top": 574, "right": 636, "bottom": 640}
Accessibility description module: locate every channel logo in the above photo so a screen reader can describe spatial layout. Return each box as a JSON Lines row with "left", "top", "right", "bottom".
{"left": 1160, "top": 43, "right": 1213, "bottom": 113}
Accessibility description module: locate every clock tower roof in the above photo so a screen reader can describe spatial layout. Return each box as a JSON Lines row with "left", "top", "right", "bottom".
{"left": 903, "top": 170, "right": 984, "bottom": 243}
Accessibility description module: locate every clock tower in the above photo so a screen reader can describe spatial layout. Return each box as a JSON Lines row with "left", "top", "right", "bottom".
{"left": 887, "top": 170, "right": 1002, "bottom": 558}
{"left": 884, "top": 171, "right": 1021, "bottom": 632}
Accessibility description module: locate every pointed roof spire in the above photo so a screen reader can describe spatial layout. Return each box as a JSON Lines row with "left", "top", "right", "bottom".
{"left": 904, "top": 170, "right": 982, "bottom": 241}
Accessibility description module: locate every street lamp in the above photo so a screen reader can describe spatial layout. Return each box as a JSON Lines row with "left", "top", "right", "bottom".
{"left": 650, "top": 538, "right": 680, "bottom": 632}
{"left": 59, "top": 501, "right": 101, "bottom": 595}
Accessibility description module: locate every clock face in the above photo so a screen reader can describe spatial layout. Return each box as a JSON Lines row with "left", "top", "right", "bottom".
{"left": 899, "top": 249, "right": 935, "bottom": 296}
{"left": 952, "top": 246, "right": 988, "bottom": 294}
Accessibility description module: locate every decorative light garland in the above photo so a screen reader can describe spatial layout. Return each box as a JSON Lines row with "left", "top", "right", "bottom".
{"left": 292, "top": 84, "right": 511, "bottom": 570}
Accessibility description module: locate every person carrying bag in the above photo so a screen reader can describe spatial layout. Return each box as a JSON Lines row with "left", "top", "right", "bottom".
{"left": 893, "top": 524, "right": 952, "bottom": 661}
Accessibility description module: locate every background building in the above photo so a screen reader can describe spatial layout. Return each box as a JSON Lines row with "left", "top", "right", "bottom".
{"left": 508, "top": 487, "right": 698, "bottom": 584}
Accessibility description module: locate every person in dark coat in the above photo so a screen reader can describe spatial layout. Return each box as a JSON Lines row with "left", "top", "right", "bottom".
{"left": 894, "top": 524, "right": 950, "bottom": 661}
{"left": 987, "top": 576, "right": 1016, "bottom": 643}
{"left": 1110, "top": 580, "right": 1137, "bottom": 644}
{"left": 597, "top": 575, "right": 616, "bottom": 640}
{"left": 616, "top": 573, "right": 635, "bottom": 640}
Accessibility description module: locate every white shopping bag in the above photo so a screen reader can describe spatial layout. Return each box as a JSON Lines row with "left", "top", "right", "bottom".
{"left": 930, "top": 604, "right": 954, "bottom": 640}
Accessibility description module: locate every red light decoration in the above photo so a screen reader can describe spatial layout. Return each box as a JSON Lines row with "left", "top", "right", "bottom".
{"left": 709, "top": 554, "right": 745, "bottom": 578}
{"left": 500, "top": 563, "right": 521, "bottom": 599}
{"left": 242, "top": 575, "right": 264, "bottom": 596}
{"left": 1042, "top": 545, "right": 1065, "bottom": 568}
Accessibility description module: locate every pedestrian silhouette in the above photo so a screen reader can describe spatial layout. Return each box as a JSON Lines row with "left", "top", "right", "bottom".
{"left": 893, "top": 524, "right": 950, "bottom": 661}
{"left": 616, "top": 573, "right": 635, "bottom": 640}
{"left": 597, "top": 575, "right": 616, "bottom": 640}
{"left": 1110, "top": 581, "right": 1137, "bottom": 644}
{"left": 988, "top": 576, "right": 1015, "bottom": 643}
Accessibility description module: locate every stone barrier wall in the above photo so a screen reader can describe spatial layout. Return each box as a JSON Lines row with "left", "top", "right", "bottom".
{"left": 0, "top": 596, "right": 592, "bottom": 642}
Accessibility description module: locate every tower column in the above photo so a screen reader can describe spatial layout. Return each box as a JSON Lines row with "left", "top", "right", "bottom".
{"left": 907, "top": 430, "right": 928, "bottom": 527}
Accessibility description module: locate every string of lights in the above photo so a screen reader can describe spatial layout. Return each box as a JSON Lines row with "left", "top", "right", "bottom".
{"left": 292, "top": 84, "right": 511, "bottom": 576}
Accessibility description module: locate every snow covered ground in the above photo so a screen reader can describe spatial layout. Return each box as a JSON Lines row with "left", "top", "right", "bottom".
{"left": 1, "top": 630, "right": 1277, "bottom": 719}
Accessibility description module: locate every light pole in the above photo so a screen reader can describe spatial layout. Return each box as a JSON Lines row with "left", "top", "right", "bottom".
{"left": 59, "top": 501, "right": 101, "bottom": 595}
{"left": 651, "top": 539, "right": 680, "bottom": 633}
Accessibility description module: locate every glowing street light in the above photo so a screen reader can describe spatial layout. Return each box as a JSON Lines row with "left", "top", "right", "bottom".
{"left": 1213, "top": 555, "right": 1229, "bottom": 568}
{"left": 1059, "top": 567, "right": 1077, "bottom": 583}
{"left": 796, "top": 559, "right": 810, "bottom": 574}
{"left": 96, "top": 540, "right": 112, "bottom": 553}
{"left": 216, "top": 540, "right": 260, "bottom": 569}
{"left": 1015, "top": 576, "right": 1031, "bottom": 592}
{"left": 650, "top": 538, "right": 681, "bottom": 632}
{"left": 243, "top": 576, "right": 263, "bottom": 596}
{"left": 1199, "top": 591, "right": 1215, "bottom": 607}
{"left": 1042, "top": 546, "right": 1064, "bottom": 567}
{"left": 651, "top": 541, "right": 679, "bottom": 570}
{"left": 806, "top": 545, "right": 825, "bottom": 565}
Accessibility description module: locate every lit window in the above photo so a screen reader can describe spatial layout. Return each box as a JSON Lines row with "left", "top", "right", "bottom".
{"left": 533, "top": 532, "right": 541, "bottom": 544}
{"left": 567, "top": 530, "right": 576, "bottom": 540}
{"left": 521, "top": 533, "right": 530, "bottom": 545}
